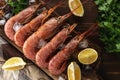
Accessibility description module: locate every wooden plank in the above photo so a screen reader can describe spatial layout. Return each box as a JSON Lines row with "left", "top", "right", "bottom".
{"left": 98, "top": 51, "right": 120, "bottom": 80}
{"left": 0, "top": 0, "right": 103, "bottom": 80}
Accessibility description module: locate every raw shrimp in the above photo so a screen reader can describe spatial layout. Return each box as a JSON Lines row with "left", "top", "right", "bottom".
{"left": 14, "top": 3, "right": 61, "bottom": 47}
{"left": 36, "top": 23, "right": 77, "bottom": 68}
{"left": 23, "top": 11, "right": 73, "bottom": 61}
{"left": 4, "top": 3, "right": 45, "bottom": 41}
{"left": 48, "top": 24, "right": 98, "bottom": 75}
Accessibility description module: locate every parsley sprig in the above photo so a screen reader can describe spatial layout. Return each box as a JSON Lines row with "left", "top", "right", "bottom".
{"left": 7, "top": 0, "right": 28, "bottom": 14}
{"left": 94, "top": 0, "right": 120, "bottom": 53}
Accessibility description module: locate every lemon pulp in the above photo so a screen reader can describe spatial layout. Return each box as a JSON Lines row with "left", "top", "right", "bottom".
{"left": 67, "top": 61, "right": 81, "bottom": 80}
{"left": 78, "top": 48, "right": 98, "bottom": 65}
{"left": 68, "top": 0, "right": 84, "bottom": 17}
{"left": 2, "top": 57, "right": 26, "bottom": 70}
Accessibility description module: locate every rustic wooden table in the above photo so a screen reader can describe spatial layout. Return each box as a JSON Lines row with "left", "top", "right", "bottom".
{"left": 1, "top": 0, "right": 120, "bottom": 80}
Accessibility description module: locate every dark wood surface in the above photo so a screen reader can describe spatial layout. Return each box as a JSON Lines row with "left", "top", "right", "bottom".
{"left": 99, "top": 53, "right": 120, "bottom": 80}
{"left": 0, "top": 0, "right": 99, "bottom": 79}
{"left": 1, "top": 0, "right": 120, "bottom": 80}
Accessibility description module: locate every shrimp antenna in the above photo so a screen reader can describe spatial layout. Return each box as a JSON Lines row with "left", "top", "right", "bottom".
{"left": 71, "top": 5, "right": 81, "bottom": 14}
{"left": 85, "top": 23, "right": 98, "bottom": 37}
{"left": 69, "top": 23, "right": 78, "bottom": 33}
{"left": 38, "top": 0, "right": 46, "bottom": 6}
{"left": 78, "top": 23, "right": 98, "bottom": 41}
{"left": 41, "top": 0, "right": 65, "bottom": 24}
{"left": 66, "top": 5, "right": 81, "bottom": 17}
{"left": 57, "top": 5, "right": 81, "bottom": 24}
{"left": 38, "top": 0, "right": 51, "bottom": 6}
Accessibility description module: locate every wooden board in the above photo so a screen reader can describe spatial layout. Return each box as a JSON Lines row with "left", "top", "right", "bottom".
{"left": 0, "top": 0, "right": 102, "bottom": 80}
{"left": 98, "top": 53, "right": 120, "bottom": 80}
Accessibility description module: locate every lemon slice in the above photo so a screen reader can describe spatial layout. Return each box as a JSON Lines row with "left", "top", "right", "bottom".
{"left": 67, "top": 61, "right": 81, "bottom": 80}
{"left": 68, "top": 0, "right": 84, "bottom": 17}
{"left": 78, "top": 48, "right": 98, "bottom": 65}
{"left": 2, "top": 57, "right": 26, "bottom": 70}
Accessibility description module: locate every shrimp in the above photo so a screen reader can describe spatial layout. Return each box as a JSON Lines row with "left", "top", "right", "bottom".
{"left": 14, "top": 2, "right": 62, "bottom": 47}
{"left": 36, "top": 23, "right": 77, "bottom": 68}
{"left": 23, "top": 11, "right": 74, "bottom": 61}
{"left": 48, "top": 23, "right": 98, "bottom": 75}
{"left": 4, "top": 3, "right": 45, "bottom": 41}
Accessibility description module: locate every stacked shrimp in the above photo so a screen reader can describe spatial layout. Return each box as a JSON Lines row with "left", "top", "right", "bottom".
{"left": 4, "top": 2, "right": 98, "bottom": 76}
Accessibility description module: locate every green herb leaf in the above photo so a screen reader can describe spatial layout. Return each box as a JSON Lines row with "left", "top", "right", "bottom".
{"left": 94, "top": 0, "right": 120, "bottom": 53}
{"left": 7, "top": 0, "right": 28, "bottom": 14}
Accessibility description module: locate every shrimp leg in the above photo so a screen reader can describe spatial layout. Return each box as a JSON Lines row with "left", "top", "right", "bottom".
{"left": 48, "top": 24, "right": 98, "bottom": 75}
{"left": 14, "top": 2, "right": 61, "bottom": 47}
{"left": 23, "top": 10, "right": 73, "bottom": 61}
{"left": 36, "top": 23, "right": 77, "bottom": 68}
{"left": 4, "top": 3, "right": 45, "bottom": 41}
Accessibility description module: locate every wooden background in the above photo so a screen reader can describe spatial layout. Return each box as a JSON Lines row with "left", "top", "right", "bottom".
{"left": 0, "top": 0, "right": 120, "bottom": 80}
{"left": 99, "top": 53, "right": 120, "bottom": 80}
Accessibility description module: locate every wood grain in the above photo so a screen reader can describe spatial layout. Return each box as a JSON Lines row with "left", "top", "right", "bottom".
{"left": 0, "top": 0, "right": 102, "bottom": 80}
{"left": 99, "top": 53, "right": 120, "bottom": 80}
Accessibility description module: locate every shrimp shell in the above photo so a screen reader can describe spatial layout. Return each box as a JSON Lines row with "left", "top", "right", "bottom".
{"left": 48, "top": 23, "right": 98, "bottom": 75}
{"left": 14, "top": 10, "right": 48, "bottom": 47}
{"left": 23, "top": 18, "right": 58, "bottom": 61}
{"left": 23, "top": 10, "right": 73, "bottom": 61}
{"left": 4, "top": 4, "right": 42, "bottom": 41}
{"left": 36, "top": 25, "right": 72, "bottom": 68}
{"left": 48, "top": 36, "right": 80, "bottom": 75}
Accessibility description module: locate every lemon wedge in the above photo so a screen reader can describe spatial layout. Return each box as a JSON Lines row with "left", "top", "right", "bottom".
{"left": 68, "top": 0, "right": 84, "bottom": 17}
{"left": 67, "top": 61, "right": 81, "bottom": 80}
{"left": 2, "top": 57, "right": 26, "bottom": 70}
{"left": 78, "top": 48, "right": 98, "bottom": 65}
